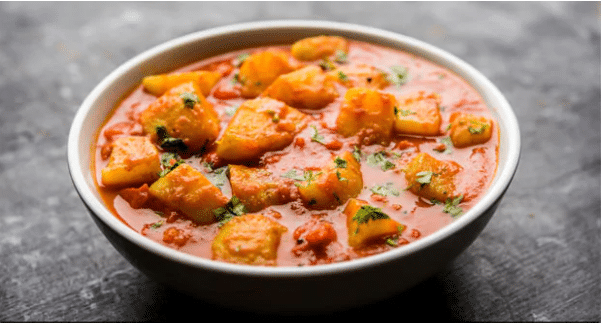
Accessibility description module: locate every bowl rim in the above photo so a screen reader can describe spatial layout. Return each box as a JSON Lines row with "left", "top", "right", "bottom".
{"left": 68, "top": 19, "right": 521, "bottom": 278}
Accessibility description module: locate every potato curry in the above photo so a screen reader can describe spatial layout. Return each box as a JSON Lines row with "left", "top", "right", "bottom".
{"left": 93, "top": 35, "right": 498, "bottom": 267}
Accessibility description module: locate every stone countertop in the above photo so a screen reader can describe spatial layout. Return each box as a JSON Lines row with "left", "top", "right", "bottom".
{"left": 0, "top": 2, "right": 599, "bottom": 321}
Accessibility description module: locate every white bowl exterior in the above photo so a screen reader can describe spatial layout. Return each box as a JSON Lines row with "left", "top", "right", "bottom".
{"left": 68, "top": 20, "right": 520, "bottom": 311}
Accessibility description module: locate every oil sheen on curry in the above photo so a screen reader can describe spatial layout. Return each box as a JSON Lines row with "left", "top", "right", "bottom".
{"left": 93, "top": 36, "right": 499, "bottom": 267}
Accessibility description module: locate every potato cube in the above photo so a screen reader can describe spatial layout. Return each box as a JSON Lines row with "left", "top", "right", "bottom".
{"left": 328, "top": 64, "right": 389, "bottom": 89}
{"left": 291, "top": 35, "right": 349, "bottom": 61}
{"left": 237, "top": 49, "right": 299, "bottom": 98}
{"left": 297, "top": 151, "right": 363, "bottom": 209}
{"left": 142, "top": 70, "right": 222, "bottom": 97}
{"left": 448, "top": 112, "right": 494, "bottom": 148}
{"left": 344, "top": 199, "right": 402, "bottom": 248}
{"left": 404, "top": 153, "right": 462, "bottom": 202}
{"left": 394, "top": 91, "right": 442, "bottom": 136}
{"left": 229, "top": 165, "right": 296, "bottom": 212}
{"left": 101, "top": 136, "right": 161, "bottom": 187}
{"left": 212, "top": 213, "right": 287, "bottom": 266}
{"left": 263, "top": 65, "right": 339, "bottom": 109}
{"left": 148, "top": 164, "right": 228, "bottom": 224}
{"left": 336, "top": 87, "right": 396, "bottom": 145}
{"left": 216, "top": 97, "right": 308, "bottom": 161}
{"left": 139, "top": 82, "right": 220, "bottom": 152}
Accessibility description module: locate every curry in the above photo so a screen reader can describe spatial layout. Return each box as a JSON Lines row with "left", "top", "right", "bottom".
{"left": 93, "top": 35, "right": 498, "bottom": 267}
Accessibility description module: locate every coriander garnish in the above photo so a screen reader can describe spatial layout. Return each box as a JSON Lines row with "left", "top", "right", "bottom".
{"left": 415, "top": 171, "right": 436, "bottom": 186}
{"left": 155, "top": 125, "right": 187, "bottom": 151}
{"left": 370, "top": 182, "right": 400, "bottom": 197}
{"left": 443, "top": 195, "right": 464, "bottom": 217}
{"left": 224, "top": 105, "right": 238, "bottom": 116}
{"left": 334, "top": 50, "right": 348, "bottom": 64}
{"left": 366, "top": 151, "right": 395, "bottom": 171}
{"left": 179, "top": 92, "right": 199, "bottom": 108}
{"left": 352, "top": 205, "right": 390, "bottom": 225}
{"left": 468, "top": 120, "right": 489, "bottom": 134}
{"left": 334, "top": 156, "right": 347, "bottom": 168}
{"left": 213, "top": 196, "right": 247, "bottom": 225}
{"left": 158, "top": 152, "right": 184, "bottom": 177}
{"left": 310, "top": 125, "right": 326, "bottom": 145}
{"left": 387, "top": 65, "right": 410, "bottom": 86}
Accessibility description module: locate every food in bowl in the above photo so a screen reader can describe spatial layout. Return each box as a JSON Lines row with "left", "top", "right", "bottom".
{"left": 93, "top": 35, "right": 498, "bottom": 267}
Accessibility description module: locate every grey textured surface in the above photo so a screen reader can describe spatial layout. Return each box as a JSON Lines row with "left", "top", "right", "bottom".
{"left": 1, "top": 1, "right": 599, "bottom": 321}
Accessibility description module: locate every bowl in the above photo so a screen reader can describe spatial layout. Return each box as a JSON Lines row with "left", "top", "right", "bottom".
{"left": 67, "top": 20, "right": 520, "bottom": 313}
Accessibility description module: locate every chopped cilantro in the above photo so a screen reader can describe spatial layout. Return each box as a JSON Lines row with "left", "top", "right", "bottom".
{"left": 337, "top": 71, "right": 349, "bottom": 82}
{"left": 235, "top": 53, "right": 250, "bottom": 67}
{"left": 159, "top": 152, "right": 184, "bottom": 177}
{"left": 468, "top": 121, "right": 489, "bottom": 134}
{"left": 334, "top": 156, "right": 347, "bottom": 168}
{"left": 366, "top": 151, "right": 395, "bottom": 171}
{"left": 336, "top": 170, "right": 348, "bottom": 182}
{"left": 281, "top": 169, "right": 322, "bottom": 186}
{"left": 370, "top": 182, "right": 400, "bottom": 197}
{"left": 155, "top": 125, "right": 187, "bottom": 151}
{"left": 352, "top": 205, "right": 390, "bottom": 225}
{"left": 397, "top": 108, "right": 417, "bottom": 117}
{"left": 415, "top": 171, "right": 436, "bottom": 186}
{"left": 387, "top": 65, "right": 410, "bottom": 86}
{"left": 179, "top": 92, "right": 199, "bottom": 108}
{"left": 352, "top": 146, "right": 362, "bottom": 162}
{"left": 334, "top": 50, "right": 348, "bottom": 64}
{"left": 224, "top": 105, "right": 238, "bottom": 116}
{"left": 205, "top": 166, "right": 229, "bottom": 188}
{"left": 310, "top": 125, "right": 326, "bottom": 145}
{"left": 213, "top": 196, "right": 247, "bottom": 225}
{"left": 443, "top": 195, "right": 464, "bottom": 217}
{"left": 319, "top": 59, "right": 336, "bottom": 71}
{"left": 281, "top": 169, "right": 306, "bottom": 181}
{"left": 150, "top": 220, "right": 164, "bottom": 229}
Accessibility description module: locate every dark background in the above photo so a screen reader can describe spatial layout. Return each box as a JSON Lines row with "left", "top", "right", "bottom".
{"left": 1, "top": 2, "right": 599, "bottom": 321}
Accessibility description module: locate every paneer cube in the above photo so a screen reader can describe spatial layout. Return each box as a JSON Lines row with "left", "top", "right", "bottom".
{"left": 297, "top": 151, "right": 363, "bottom": 209}
{"left": 237, "top": 49, "right": 299, "bottom": 98}
{"left": 394, "top": 91, "right": 442, "bottom": 136}
{"left": 404, "top": 152, "right": 462, "bottom": 202}
{"left": 229, "top": 165, "right": 296, "bottom": 212}
{"left": 291, "top": 35, "right": 349, "bottom": 61}
{"left": 101, "top": 136, "right": 161, "bottom": 187}
{"left": 148, "top": 164, "right": 228, "bottom": 224}
{"left": 139, "top": 82, "right": 220, "bottom": 152}
{"left": 328, "top": 64, "right": 389, "bottom": 90}
{"left": 263, "top": 65, "right": 339, "bottom": 109}
{"left": 216, "top": 97, "right": 308, "bottom": 161}
{"left": 448, "top": 112, "right": 494, "bottom": 148}
{"left": 142, "top": 70, "right": 222, "bottom": 97}
{"left": 336, "top": 87, "right": 396, "bottom": 145}
{"left": 344, "top": 198, "right": 403, "bottom": 248}
{"left": 211, "top": 213, "right": 287, "bottom": 266}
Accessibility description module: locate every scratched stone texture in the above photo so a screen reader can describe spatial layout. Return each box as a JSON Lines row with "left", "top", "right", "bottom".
{"left": 0, "top": 1, "right": 599, "bottom": 321}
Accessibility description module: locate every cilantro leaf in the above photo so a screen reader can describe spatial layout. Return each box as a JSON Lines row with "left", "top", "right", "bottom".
{"left": 370, "top": 182, "right": 400, "bottom": 197}
{"left": 443, "top": 195, "right": 464, "bottom": 217}
{"left": 334, "top": 156, "right": 347, "bottom": 168}
{"left": 334, "top": 50, "right": 348, "bottom": 64}
{"left": 213, "top": 196, "right": 247, "bottom": 225}
{"left": 387, "top": 65, "right": 410, "bottom": 86}
{"left": 352, "top": 205, "right": 390, "bottom": 225}
{"left": 366, "top": 151, "right": 396, "bottom": 171}
{"left": 310, "top": 125, "right": 326, "bottom": 144}
{"left": 179, "top": 92, "right": 199, "bottom": 108}
{"left": 159, "top": 152, "right": 184, "bottom": 177}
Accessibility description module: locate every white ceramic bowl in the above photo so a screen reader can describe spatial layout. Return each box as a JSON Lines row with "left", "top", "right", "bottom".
{"left": 68, "top": 20, "right": 520, "bottom": 313}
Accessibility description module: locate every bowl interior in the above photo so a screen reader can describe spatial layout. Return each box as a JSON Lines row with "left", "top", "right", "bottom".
{"left": 68, "top": 20, "right": 520, "bottom": 276}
